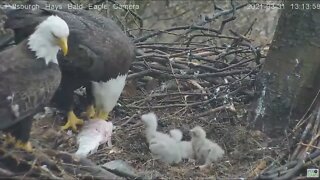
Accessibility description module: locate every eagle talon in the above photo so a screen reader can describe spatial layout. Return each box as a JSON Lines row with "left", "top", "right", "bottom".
{"left": 81, "top": 105, "right": 96, "bottom": 119}
{"left": 15, "top": 140, "right": 33, "bottom": 152}
{"left": 94, "top": 109, "right": 109, "bottom": 120}
{"left": 4, "top": 134, "right": 16, "bottom": 144}
{"left": 61, "top": 111, "right": 84, "bottom": 131}
{"left": 4, "top": 135, "right": 33, "bottom": 152}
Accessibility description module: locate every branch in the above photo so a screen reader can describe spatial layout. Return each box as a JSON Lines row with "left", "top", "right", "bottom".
{"left": 106, "top": 0, "right": 143, "bottom": 29}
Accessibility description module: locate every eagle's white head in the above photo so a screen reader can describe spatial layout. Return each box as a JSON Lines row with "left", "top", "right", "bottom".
{"left": 28, "top": 15, "right": 69, "bottom": 65}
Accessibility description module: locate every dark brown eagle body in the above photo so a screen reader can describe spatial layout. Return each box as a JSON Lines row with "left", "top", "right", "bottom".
{"left": 0, "top": 40, "right": 61, "bottom": 142}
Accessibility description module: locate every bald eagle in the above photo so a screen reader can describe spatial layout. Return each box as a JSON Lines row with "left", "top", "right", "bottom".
{"left": 4, "top": 7, "right": 135, "bottom": 131}
{"left": 0, "top": 15, "right": 69, "bottom": 152}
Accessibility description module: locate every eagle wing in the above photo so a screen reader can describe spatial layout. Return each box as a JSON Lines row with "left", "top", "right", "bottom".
{"left": 4, "top": 9, "right": 50, "bottom": 43}
{"left": 0, "top": 41, "right": 61, "bottom": 129}
{"left": 66, "top": 10, "right": 135, "bottom": 81}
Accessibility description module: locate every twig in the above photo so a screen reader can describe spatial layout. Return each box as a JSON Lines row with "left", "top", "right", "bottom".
{"left": 291, "top": 114, "right": 315, "bottom": 160}
{"left": 177, "top": 2, "right": 248, "bottom": 41}
{"left": 134, "top": 25, "right": 228, "bottom": 43}
{"left": 195, "top": 104, "right": 236, "bottom": 117}
{"left": 67, "top": 0, "right": 75, "bottom": 5}
{"left": 295, "top": 88, "right": 320, "bottom": 131}
{"left": 298, "top": 142, "right": 320, "bottom": 151}
{"left": 0, "top": 167, "right": 14, "bottom": 176}
{"left": 126, "top": 96, "right": 216, "bottom": 109}
{"left": 120, "top": 114, "right": 138, "bottom": 126}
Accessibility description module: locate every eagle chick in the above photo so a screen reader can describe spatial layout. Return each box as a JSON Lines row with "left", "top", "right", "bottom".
{"left": 170, "top": 129, "right": 194, "bottom": 160}
{"left": 141, "top": 112, "right": 182, "bottom": 164}
{"left": 190, "top": 126, "right": 224, "bottom": 169}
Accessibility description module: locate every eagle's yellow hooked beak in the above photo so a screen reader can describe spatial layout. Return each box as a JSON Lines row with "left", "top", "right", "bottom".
{"left": 57, "top": 37, "right": 68, "bottom": 56}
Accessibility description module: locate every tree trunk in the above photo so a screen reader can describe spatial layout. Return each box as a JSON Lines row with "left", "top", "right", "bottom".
{"left": 250, "top": 0, "right": 320, "bottom": 137}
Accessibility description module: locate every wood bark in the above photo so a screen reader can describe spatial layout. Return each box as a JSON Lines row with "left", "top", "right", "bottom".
{"left": 250, "top": 0, "right": 320, "bottom": 137}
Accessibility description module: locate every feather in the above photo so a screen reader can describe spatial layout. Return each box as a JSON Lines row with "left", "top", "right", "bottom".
{"left": 148, "top": 139, "right": 181, "bottom": 164}
{"left": 169, "top": 129, "right": 183, "bottom": 141}
{"left": 178, "top": 141, "right": 194, "bottom": 160}
{"left": 170, "top": 129, "right": 194, "bottom": 159}
{"left": 190, "top": 126, "right": 224, "bottom": 167}
{"left": 141, "top": 112, "right": 182, "bottom": 164}
{"left": 75, "top": 120, "right": 113, "bottom": 157}
{"left": 141, "top": 112, "right": 169, "bottom": 143}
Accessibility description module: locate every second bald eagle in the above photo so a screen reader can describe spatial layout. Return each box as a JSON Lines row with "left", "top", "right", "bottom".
{"left": 0, "top": 15, "right": 69, "bottom": 151}
{"left": 5, "top": 8, "right": 135, "bottom": 130}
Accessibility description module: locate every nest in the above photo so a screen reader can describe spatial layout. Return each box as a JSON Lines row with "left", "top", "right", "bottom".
{"left": 0, "top": 141, "right": 120, "bottom": 179}
{"left": 0, "top": 1, "right": 279, "bottom": 179}
{"left": 257, "top": 91, "right": 320, "bottom": 180}
{"left": 93, "top": 2, "right": 269, "bottom": 179}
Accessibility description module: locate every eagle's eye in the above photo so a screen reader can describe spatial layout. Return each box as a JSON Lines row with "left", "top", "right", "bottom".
{"left": 51, "top": 32, "right": 58, "bottom": 39}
